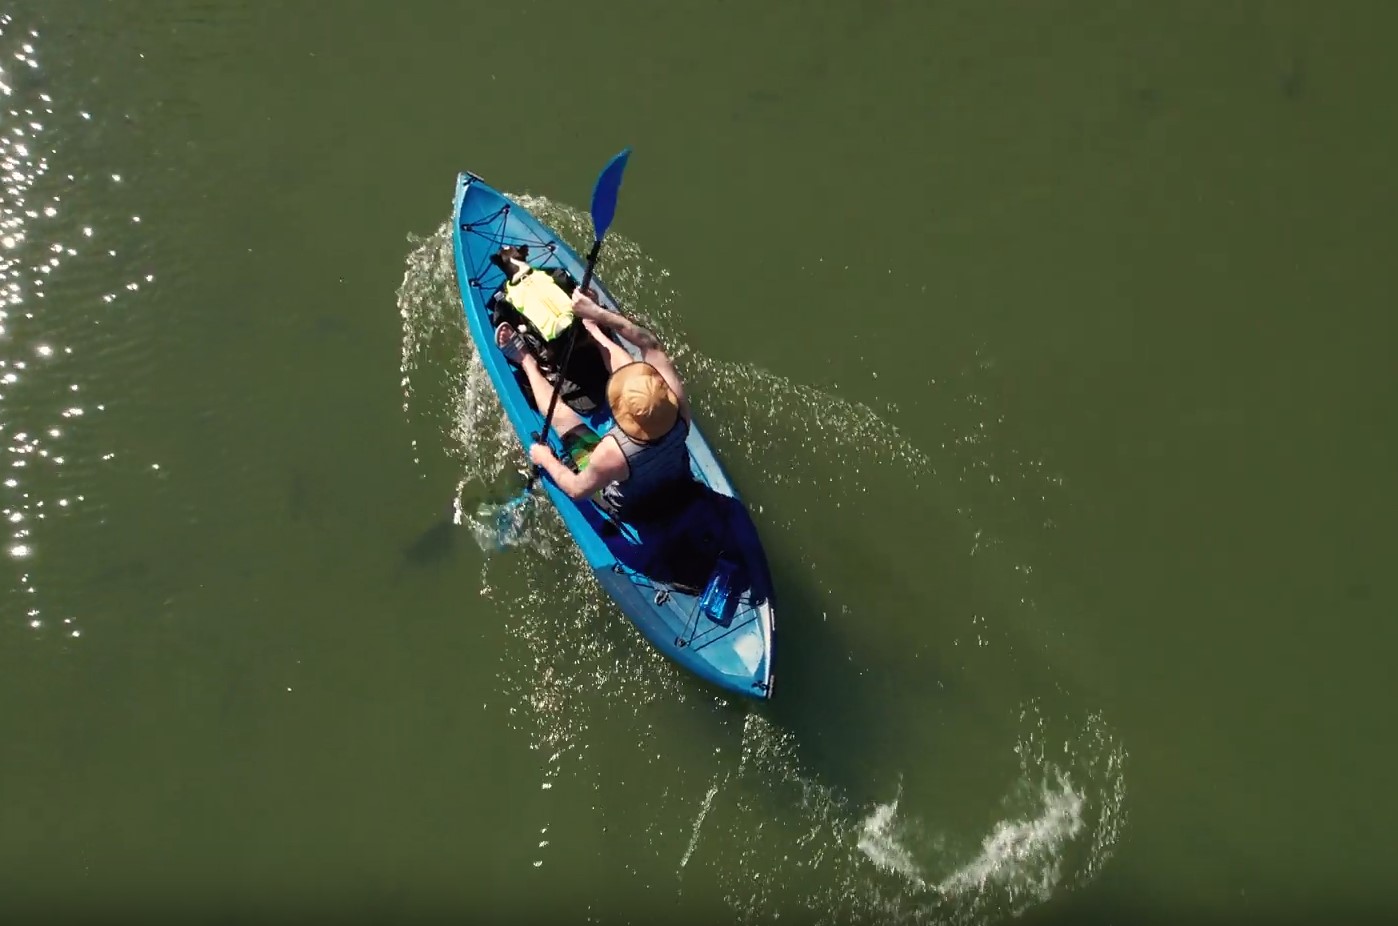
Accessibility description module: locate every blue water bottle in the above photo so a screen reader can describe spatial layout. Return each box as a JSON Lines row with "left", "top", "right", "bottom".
{"left": 698, "top": 559, "right": 738, "bottom": 626}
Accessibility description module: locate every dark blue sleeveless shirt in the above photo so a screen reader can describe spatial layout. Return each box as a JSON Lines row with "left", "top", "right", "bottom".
{"left": 601, "top": 418, "right": 692, "bottom": 518}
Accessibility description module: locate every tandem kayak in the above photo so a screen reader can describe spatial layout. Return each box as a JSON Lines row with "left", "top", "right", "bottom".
{"left": 450, "top": 170, "right": 776, "bottom": 700}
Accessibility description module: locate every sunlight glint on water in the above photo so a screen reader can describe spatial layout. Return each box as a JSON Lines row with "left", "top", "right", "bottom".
{"left": 0, "top": 17, "right": 155, "bottom": 641}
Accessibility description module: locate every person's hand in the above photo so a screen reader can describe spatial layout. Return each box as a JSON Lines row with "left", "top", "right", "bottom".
{"left": 571, "top": 289, "right": 602, "bottom": 317}
{"left": 529, "top": 442, "right": 555, "bottom": 468}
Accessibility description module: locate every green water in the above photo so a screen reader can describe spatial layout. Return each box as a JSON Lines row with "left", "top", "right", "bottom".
{"left": 2, "top": 2, "right": 1394, "bottom": 924}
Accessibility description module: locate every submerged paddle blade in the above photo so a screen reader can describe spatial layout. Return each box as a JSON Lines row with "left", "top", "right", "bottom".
{"left": 589, "top": 147, "right": 631, "bottom": 242}
{"left": 469, "top": 488, "right": 533, "bottom": 552}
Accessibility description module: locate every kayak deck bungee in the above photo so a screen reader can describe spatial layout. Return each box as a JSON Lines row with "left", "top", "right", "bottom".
{"left": 451, "top": 170, "right": 775, "bottom": 700}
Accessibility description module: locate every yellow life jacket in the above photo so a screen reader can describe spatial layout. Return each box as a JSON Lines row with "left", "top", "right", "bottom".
{"left": 503, "top": 269, "right": 574, "bottom": 341}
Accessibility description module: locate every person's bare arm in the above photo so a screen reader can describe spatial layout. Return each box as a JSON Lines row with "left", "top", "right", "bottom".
{"left": 571, "top": 291, "right": 690, "bottom": 418}
{"left": 580, "top": 317, "right": 632, "bottom": 371}
{"left": 572, "top": 291, "right": 662, "bottom": 354}
{"left": 528, "top": 439, "right": 626, "bottom": 500}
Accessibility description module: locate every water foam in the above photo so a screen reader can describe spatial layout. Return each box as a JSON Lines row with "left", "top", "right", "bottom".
{"left": 934, "top": 775, "right": 1084, "bottom": 902}
{"left": 857, "top": 795, "right": 928, "bottom": 888}
{"left": 848, "top": 704, "right": 1128, "bottom": 924}
{"left": 679, "top": 776, "right": 723, "bottom": 870}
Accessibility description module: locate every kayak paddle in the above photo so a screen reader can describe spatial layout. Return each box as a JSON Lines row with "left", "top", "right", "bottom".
{"left": 479, "top": 147, "right": 632, "bottom": 544}
{"left": 531, "top": 145, "right": 631, "bottom": 487}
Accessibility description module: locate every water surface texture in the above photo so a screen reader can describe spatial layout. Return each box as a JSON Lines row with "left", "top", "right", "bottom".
{"left": 1, "top": 3, "right": 1394, "bottom": 925}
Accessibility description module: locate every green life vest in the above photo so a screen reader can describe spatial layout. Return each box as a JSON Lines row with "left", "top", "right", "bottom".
{"left": 503, "top": 269, "right": 574, "bottom": 341}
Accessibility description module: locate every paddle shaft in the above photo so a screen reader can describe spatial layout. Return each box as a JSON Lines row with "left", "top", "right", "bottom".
{"left": 529, "top": 238, "right": 602, "bottom": 486}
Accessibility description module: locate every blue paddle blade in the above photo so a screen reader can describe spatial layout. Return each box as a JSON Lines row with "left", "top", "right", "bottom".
{"left": 469, "top": 488, "right": 532, "bottom": 552}
{"left": 589, "top": 147, "right": 631, "bottom": 241}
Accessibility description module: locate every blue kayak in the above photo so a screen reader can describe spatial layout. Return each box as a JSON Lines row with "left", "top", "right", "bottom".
{"left": 450, "top": 171, "right": 776, "bottom": 700}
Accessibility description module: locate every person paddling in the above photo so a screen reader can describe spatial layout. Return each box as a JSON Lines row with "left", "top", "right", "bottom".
{"left": 495, "top": 289, "right": 693, "bottom": 518}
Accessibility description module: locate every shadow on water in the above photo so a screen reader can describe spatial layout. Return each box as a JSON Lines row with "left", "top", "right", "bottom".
{"left": 1281, "top": 54, "right": 1306, "bottom": 101}
{"left": 286, "top": 468, "right": 328, "bottom": 526}
{"left": 746, "top": 540, "right": 955, "bottom": 810}
{"left": 401, "top": 511, "right": 458, "bottom": 568}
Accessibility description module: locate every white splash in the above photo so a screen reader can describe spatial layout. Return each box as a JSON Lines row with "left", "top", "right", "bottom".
{"left": 679, "top": 777, "right": 723, "bottom": 869}
{"left": 849, "top": 705, "right": 1127, "bottom": 924}
{"left": 857, "top": 797, "right": 927, "bottom": 888}
{"left": 937, "top": 774, "right": 1083, "bottom": 900}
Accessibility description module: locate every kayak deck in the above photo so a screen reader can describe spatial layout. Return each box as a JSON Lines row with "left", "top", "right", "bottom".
{"left": 451, "top": 172, "right": 775, "bottom": 699}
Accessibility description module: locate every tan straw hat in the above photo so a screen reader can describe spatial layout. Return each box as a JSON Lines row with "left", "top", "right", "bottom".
{"left": 607, "top": 362, "right": 679, "bottom": 442}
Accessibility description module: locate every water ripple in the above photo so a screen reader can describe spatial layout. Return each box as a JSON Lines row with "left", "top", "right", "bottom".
{"left": 0, "top": 18, "right": 154, "bottom": 640}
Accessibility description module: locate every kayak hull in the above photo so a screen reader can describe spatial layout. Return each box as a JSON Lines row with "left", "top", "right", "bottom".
{"left": 450, "top": 172, "right": 775, "bottom": 700}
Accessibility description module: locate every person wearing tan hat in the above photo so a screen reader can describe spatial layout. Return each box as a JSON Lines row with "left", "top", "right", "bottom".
{"left": 509, "top": 289, "right": 694, "bottom": 518}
